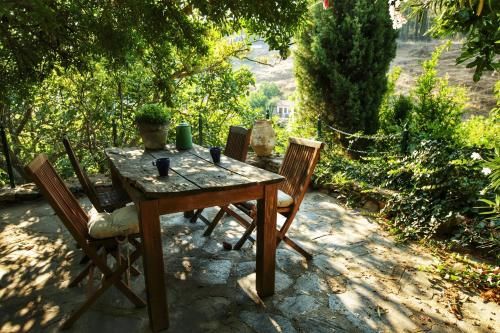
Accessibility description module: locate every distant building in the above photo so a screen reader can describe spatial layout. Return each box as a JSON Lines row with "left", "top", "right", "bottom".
{"left": 274, "top": 100, "right": 294, "bottom": 120}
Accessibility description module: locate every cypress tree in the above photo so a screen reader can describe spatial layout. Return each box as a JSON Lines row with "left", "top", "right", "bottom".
{"left": 295, "top": 0, "right": 397, "bottom": 149}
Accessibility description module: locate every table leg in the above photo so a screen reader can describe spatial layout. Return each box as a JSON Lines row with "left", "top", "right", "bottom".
{"left": 183, "top": 210, "right": 194, "bottom": 218}
{"left": 256, "top": 183, "right": 278, "bottom": 297}
{"left": 139, "top": 200, "right": 169, "bottom": 332}
{"left": 109, "top": 162, "right": 124, "bottom": 191}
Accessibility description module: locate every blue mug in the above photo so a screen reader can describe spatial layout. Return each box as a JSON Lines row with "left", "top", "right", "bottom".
{"left": 210, "top": 147, "right": 221, "bottom": 164}
{"left": 153, "top": 157, "right": 170, "bottom": 177}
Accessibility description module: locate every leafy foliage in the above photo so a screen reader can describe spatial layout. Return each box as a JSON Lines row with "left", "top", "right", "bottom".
{"left": 460, "top": 82, "right": 500, "bottom": 149}
{"left": 382, "top": 141, "right": 490, "bottom": 238}
{"left": 409, "top": 43, "right": 467, "bottom": 142}
{"left": 419, "top": 253, "right": 499, "bottom": 290}
{"left": 294, "top": 0, "right": 397, "bottom": 150}
{"left": 0, "top": 0, "right": 308, "bottom": 96}
{"left": 314, "top": 43, "right": 498, "bottom": 257}
{"left": 0, "top": 1, "right": 309, "bottom": 181}
{"left": 0, "top": 32, "right": 259, "bottom": 182}
{"left": 405, "top": 0, "right": 500, "bottom": 81}
{"left": 380, "top": 43, "right": 467, "bottom": 152}
{"left": 457, "top": 115, "right": 500, "bottom": 149}
{"left": 249, "top": 82, "right": 283, "bottom": 117}
{"left": 135, "top": 104, "right": 171, "bottom": 125}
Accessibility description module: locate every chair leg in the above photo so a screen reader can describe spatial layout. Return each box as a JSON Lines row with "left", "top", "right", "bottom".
{"left": 234, "top": 220, "right": 257, "bottom": 250}
{"left": 183, "top": 210, "right": 195, "bottom": 218}
{"left": 109, "top": 249, "right": 145, "bottom": 307}
{"left": 86, "top": 263, "right": 95, "bottom": 298}
{"left": 61, "top": 247, "right": 146, "bottom": 329}
{"left": 68, "top": 263, "right": 93, "bottom": 288}
{"left": 190, "top": 208, "right": 204, "bottom": 223}
{"left": 62, "top": 256, "right": 144, "bottom": 329}
{"left": 110, "top": 251, "right": 141, "bottom": 276}
{"left": 273, "top": 212, "right": 313, "bottom": 260}
{"left": 198, "top": 214, "right": 212, "bottom": 226}
{"left": 223, "top": 206, "right": 253, "bottom": 229}
{"left": 280, "top": 236, "right": 313, "bottom": 261}
{"left": 79, "top": 254, "right": 90, "bottom": 265}
{"left": 61, "top": 275, "right": 114, "bottom": 329}
{"left": 203, "top": 208, "right": 225, "bottom": 237}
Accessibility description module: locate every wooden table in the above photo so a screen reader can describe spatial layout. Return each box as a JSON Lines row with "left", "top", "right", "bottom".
{"left": 105, "top": 145, "right": 284, "bottom": 332}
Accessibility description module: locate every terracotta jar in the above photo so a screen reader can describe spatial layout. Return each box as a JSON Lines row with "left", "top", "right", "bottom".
{"left": 250, "top": 120, "right": 276, "bottom": 157}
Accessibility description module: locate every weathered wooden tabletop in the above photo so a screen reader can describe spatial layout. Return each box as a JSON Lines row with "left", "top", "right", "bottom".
{"left": 105, "top": 144, "right": 283, "bottom": 198}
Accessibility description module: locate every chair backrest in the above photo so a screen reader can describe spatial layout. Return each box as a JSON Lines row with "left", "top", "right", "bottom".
{"left": 62, "top": 135, "right": 101, "bottom": 210}
{"left": 279, "top": 137, "right": 324, "bottom": 207}
{"left": 223, "top": 126, "right": 252, "bottom": 162}
{"left": 25, "top": 154, "right": 90, "bottom": 244}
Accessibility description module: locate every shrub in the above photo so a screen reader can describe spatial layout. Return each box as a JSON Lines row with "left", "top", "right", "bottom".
{"left": 409, "top": 43, "right": 467, "bottom": 143}
{"left": 457, "top": 115, "right": 500, "bottom": 149}
{"left": 457, "top": 81, "right": 500, "bottom": 149}
{"left": 295, "top": 0, "right": 397, "bottom": 148}
{"left": 314, "top": 140, "right": 497, "bottom": 255}
{"left": 378, "top": 43, "right": 468, "bottom": 156}
{"left": 135, "top": 103, "right": 171, "bottom": 125}
{"left": 311, "top": 42, "right": 498, "bottom": 260}
{"left": 382, "top": 141, "right": 492, "bottom": 244}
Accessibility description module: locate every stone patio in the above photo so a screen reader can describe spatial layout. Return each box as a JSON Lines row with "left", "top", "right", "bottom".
{"left": 0, "top": 191, "right": 498, "bottom": 332}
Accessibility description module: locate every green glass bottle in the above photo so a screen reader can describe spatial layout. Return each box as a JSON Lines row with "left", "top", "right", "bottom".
{"left": 175, "top": 122, "right": 193, "bottom": 150}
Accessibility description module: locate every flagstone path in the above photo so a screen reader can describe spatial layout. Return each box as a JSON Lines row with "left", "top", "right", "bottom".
{"left": 0, "top": 191, "right": 498, "bottom": 332}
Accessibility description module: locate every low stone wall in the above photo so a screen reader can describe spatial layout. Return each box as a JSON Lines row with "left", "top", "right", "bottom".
{"left": 2, "top": 154, "right": 396, "bottom": 214}
{"left": 312, "top": 181, "right": 397, "bottom": 213}
{"left": 245, "top": 152, "right": 283, "bottom": 174}
{"left": 0, "top": 175, "right": 112, "bottom": 206}
{"left": 246, "top": 152, "right": 396, "bottom": 213}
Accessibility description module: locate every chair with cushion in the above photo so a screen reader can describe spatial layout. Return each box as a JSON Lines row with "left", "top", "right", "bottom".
{"left": 203, "top": 137, "right": 324, "bottom": 260}
{"left": 189, "top": 126, "right": 252, "bottom": 224}
{"left": 62, "top": 135, "right": 130, "bottom": 213}
{"left": 25, "top": 154, "right": 145, "bottom": 329}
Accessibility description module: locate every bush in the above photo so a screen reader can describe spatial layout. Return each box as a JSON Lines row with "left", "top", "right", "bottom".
{"left": 457, "top": 115, "right": 500, "bottom": 149}
{"left": 457, "top": 81, "right": 500, "bottom": 149}
{"left": 135, "top": 103, "right": 171, "bottom": 125}
{"left": 314, "top": 140, "right": 497, "bottom": 256}
{"left": 382, "top": 141, "right": 490, "bottom": 238}
{"left": 378, "top": 43, "right": 468, "bottom": 155}
{"left": 410, "top": 43, "right": 467, "bottom": 143}
{"left": 312, "top": 43, "right": 498, "bottom": 260}
{"left": 295, "top": 0, "right": 397, "bottom": 148}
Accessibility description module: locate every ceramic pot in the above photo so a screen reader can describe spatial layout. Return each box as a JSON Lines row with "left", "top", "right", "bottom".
{"left": 137, "top": 123, "right": 168, "bottom": 150}
{"left": 250, "top": 120, "right": 276, "bottom": 157}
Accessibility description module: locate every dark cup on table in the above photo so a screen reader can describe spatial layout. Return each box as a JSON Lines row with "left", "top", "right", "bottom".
{"left": 152, "top": 157, "right": 170, "bottom": 177}
{"left": 209, "top": 147, "right": 221, "bottom": 164}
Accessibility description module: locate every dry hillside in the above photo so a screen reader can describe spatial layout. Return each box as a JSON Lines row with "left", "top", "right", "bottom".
{"left": 233, "top": 40, "right": 498, "bottom": 117}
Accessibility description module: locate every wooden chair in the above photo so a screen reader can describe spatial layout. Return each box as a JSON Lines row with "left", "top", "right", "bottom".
{"left": 190, "top": 126, "right": 252, "bottom": 224}
{"left": 204, "top": 137, "right": 324, "bottom": 260}
{"left": 25, "top": 154, "right": 145, "bottom": 329}
{"left": 62, "top": 135, "right": 130, "bottom": 213}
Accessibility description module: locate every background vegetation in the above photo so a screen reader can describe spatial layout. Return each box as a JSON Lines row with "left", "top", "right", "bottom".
{"left": 308, "top": 45, "right": 499, "bottom": 261}
{"left": 0, "top": 1, "right": 309, "bottom": 181}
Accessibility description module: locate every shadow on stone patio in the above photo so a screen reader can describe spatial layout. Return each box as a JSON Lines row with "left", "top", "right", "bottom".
{"left": 0, "top": 192, "right": 498, "bottom": 332}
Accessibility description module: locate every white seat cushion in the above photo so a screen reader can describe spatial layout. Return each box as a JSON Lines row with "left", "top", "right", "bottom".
{"left": 88, "top": 205, "right": 140, "bottom": 239}
{"left": 239, "top": 190, "right": 293, "bottom": 209}
{"left": 277, "top": 190, "right": 293, "bottom": 208}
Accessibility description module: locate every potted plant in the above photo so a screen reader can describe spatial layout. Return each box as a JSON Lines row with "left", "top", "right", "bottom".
{"left": 135, "top": 103, "right": 171, "bottom": 150}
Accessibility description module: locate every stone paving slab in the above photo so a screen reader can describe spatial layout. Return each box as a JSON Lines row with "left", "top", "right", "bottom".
{"left": 0, "top": 192, "right": 498, "bottom": 333}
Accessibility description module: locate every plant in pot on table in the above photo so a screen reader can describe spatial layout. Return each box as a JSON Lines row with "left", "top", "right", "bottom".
{"left": 135, "top": 103, "right": 171, "bottom": 150}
